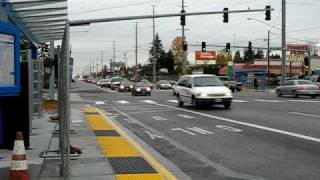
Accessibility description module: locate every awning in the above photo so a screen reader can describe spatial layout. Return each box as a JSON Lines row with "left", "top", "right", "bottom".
{"left": 3, "top": 0, "right": 68, "bottom": 43}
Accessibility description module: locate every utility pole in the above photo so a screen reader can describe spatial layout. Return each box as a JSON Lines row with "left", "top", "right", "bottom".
{"left": 152, "top": 5, "right": 156, "bottom": 83}
{"left": 281, "top": 0, "right": 286, "bottom": 85}
{"left": 135, "top": 22, "right": 138, "bottom": 80}
{"left": 113, "top": 41, "right": 116, "bottom": 76}
{"left": 267, "top": 30, "right": 270, "bottom": 85}
{"left": 124, "top": 53, "right": 127, "bottom": 68}
{"left": 181, "top": 0, "right": 187, "bottom": 74}
{"left": 101, "top": 51, "right": 103, "bottom": 77}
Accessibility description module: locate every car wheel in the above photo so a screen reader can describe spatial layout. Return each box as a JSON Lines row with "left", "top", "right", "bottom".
{"left": 192, "top": 97, "right": 198, "bottom": 108}
{"left": 178, "top": 95, "right": 184, "bottom": 107}
{"left": 292, "top": 90, "right": 298, "bottom": 98}
{"left": 231, "top": 88, "right": 235, "bottom": 93}
{"left": 132, "top": 92, "right": 135, "bottom": 96}
{"left": 311, "top": 95, "right": 316, "bottom": 98}
{"left": 224, "top": 102, "right": 231, "bottom": 109}
{"left": 276, "top": 90, "right": 282, "bottom": 97}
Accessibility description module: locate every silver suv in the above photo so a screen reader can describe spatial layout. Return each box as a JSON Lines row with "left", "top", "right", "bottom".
{"left": 175, "top": 74, "right": 233, "bottom": 109}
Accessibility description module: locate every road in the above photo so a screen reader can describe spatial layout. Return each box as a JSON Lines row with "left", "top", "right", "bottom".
{"left": 75, "top": 81, "right": 320, "bottom": 180}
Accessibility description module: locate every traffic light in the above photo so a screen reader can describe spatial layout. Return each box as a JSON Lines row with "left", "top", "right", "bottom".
{"left": 223, "top": 8, "right": 229, "bottom": 23}
{"left": 182, "top": 41, "right": 188, "bottom": 51}
{"left": 201, "top": 42, "right": 206, "bottom": 52}
{"left": 180, "top": 10, "right": 186, "bottom": 26}
{"left": 226, "top": 43, "right": 231, "bottom": 52}
{"left": 248, "top": 41, "right": 252, "bottom": 51}
{"left": 265, "top": 5, "right": 271, "bottom": 21}
{"left": 304, "top": 57, "right": 309, "bottom": 66}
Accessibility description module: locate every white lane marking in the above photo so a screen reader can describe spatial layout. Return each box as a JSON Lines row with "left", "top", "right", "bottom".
{"left": 187, "top": 127, "right": 214, "bottom": 135}
{"left": 288, "top": 100, "right": 320, "bottom": 103}
{"left": 216, "top": 125, "right": 243, "bottom": 133}
{"left": 152, "top": 116, "right": 167, "bottom": 121}
{"left": 141, "top": 100, "right": 157, "bottom": 104}
{"left": 171, "top": 128, "right": 196, "bottom": 136}
{"left": 144, "top": 101, "right": 320, "bottom": 143}
{"left": 94, "top": 101, "right": 105, "bottom": 105}
{"left": 233, "top": 100, "right": 249, "bottom": 103}
{"left": 254, "top": 99, "right": 283, "bottom": 103}
{"left": 167, "top": 100, "right": 178, "bottom": 103}
{"left": 145, "top": 131, "right": 163, "bottom": 140}
{"left": 289, "top": 112, "right": 320, "bottom": 118}
{"left": 178, "top": 114, "right": 195, "bottom": 119}
{"left": 114, "top": 100, "right": 130, "bottom": 104}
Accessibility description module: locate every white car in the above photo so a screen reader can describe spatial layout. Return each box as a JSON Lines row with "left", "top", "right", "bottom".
{"left": 175, "top": 74, "right": 233, "bottom": 109}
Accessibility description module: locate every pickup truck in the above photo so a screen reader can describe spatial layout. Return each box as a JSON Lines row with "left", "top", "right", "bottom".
{"left": 218, "top": 76, "right": 242, "bottom": 92}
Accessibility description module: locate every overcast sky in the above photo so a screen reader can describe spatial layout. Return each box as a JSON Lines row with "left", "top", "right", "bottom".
{"left": 68, "top": 0, "right": 320, "bottom": 75}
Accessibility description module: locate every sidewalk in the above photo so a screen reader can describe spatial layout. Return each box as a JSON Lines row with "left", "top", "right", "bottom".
{"left": 0, "top": 93, "right": 116, "bottom": 180}
{"left": 0, "top": 90, "right": 186, "bottom": 180}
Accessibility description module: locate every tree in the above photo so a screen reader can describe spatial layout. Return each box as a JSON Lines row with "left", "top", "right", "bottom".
{"left": 216, "top": 48, "right": 231, "bottom": 65}
{"left": 149, "top": 33, "right": 165, "bottom": 71}
{"left": 254, "top": 49, "right": 264, "bottom": 58}
{"left": 233, "top": 50, "right": 242, "bottom": 63}
{"left": 171, "top": 36, "right": 184, "bottom": 66}
{"left": 243, "top": 48, "right": 254, "bottom": 63}
{"left": 166, "top": 50, "right": 175, "bottom": 73}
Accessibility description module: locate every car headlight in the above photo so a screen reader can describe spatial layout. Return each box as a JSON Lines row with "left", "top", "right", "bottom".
{"left": 197, "top": 93, "right": 207, "bottom": 97}
{"left": 146, "top": 87, "right": 151, "bottom": 91}
{"left": 226, "top": 92, "right": 232, "bottom": 96}
{"left": 136, "top": 88, "right": 141, "bottom": 92}
{"left": 120, "top": 85, "right": 124, "bottom": 89}
{"left": 130, "top": 85, "right": 133, "bottom": 88}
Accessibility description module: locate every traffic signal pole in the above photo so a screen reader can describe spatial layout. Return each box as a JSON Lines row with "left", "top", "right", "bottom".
{"left": 181, "top": 0, "right": 187, "bottom": 75}
{"left": 281, "top": 0, "right": 286, "bottom": 85}
{"left": 70, "top": 8, "right": 274, "bottom": 26}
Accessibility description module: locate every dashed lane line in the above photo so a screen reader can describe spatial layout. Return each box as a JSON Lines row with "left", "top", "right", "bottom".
{"left": 143, "top": 101, "right": 320, "bottom": 143}
{"left": 289, "top": 112, "right": 320, "bottom": 118}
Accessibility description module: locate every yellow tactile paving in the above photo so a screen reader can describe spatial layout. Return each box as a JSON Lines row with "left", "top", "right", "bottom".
{"left": 87, "top": 115, "right": 115, "bottom": 130}
{"left": 97, "top": 137, "right": 142, "bottom": 157}
{"left": 83, "top": 107, "right": 98, "bottom": 113}
{"left": 116, "top": 174, "right": 164, "bottom": 180}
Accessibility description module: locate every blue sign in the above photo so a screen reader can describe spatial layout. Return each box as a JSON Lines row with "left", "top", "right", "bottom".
{"left": 0, "top": 21, "right": 20, "bottom": 96}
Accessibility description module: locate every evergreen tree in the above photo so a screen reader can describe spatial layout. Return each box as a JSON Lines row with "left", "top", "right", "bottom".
{"left": 254, "top": 49, "right": 265, "bottom": 58}
{"left": 149, "top": 33, "right": 165, "bottom": 71}
{"left": 166, "top": 50, "right": 175, "bottom": 73}
{"left": 234, "top": 50, "right": 242, "bottom": 63}
{"left": 243, "top": 48, "right": 254, "bottom": 63}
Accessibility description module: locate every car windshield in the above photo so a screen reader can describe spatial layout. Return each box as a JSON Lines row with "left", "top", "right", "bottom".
{"left": 219, "top": 77, "right": 229, "bottom": 81}
{"left": 158, "top": 80, "right": 169, "bottom": 84}
{"left": 135, "top": 82, "right": 148, "bottom": 87}
{"left": 193, "top": 76, "right": 224, "bottom": 87}
{"left": 297, "top": 80, "right": 312, "bottom": 85}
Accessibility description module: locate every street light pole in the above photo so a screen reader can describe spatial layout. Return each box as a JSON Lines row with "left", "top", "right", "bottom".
{"left": 152, "top": 5, "right": 156, "bottom": 83}
{"left": 281, "top": 0, "right": 286, "bottom": 85}
{"left": 267, "top": 30, "right": 270, "bottom": 85}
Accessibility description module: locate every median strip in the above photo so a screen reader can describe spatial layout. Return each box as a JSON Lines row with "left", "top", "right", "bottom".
{"left": 83, "top": 106, "right": 177, "bottom": 180}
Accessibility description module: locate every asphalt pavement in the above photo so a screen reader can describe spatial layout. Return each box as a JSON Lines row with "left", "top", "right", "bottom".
{"left": 78, "top": 81, "right": 320, "bottom": 180}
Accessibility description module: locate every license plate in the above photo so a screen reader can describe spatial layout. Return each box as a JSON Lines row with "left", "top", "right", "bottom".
{"left": 215, "top": 98, "right": 222, "bottom": 102}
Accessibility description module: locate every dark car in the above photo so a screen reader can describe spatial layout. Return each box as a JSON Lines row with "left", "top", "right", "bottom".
{"left": 132, "top": 82, "right": 152, "bottom": 96}
{"left": 118, "top": 80, "right": 134, "bottom": 92}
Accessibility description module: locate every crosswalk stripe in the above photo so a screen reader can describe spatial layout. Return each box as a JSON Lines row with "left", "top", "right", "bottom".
{"left": 233, "top": 100, "right": 249, "bottom": 103}
{"left": 288, "top": 100, "right": 320, "bottom": 103}
{"left": 94, "top": 101, "right": 105, "bottom": 105}
{"left": 114, "top": 100, "right": 130, "bottom": 104}
{"left": 166, "top": 100, "right": 178, "bottom": 103}
{"left": 254, "top": 99, "right": 283, "bottom": 103}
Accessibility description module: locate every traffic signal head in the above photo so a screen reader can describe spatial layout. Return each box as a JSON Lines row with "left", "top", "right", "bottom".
{"left": 182, "top": 41, "right": 188, "bottom": 51}
{"left": 223, "top": 8, "right": 229, "bottom": 23}
{"left": 180, "top": 10, "right": 186, "bottom": 26}
{"left": 201, "top": 42, "right": 206, "bottom": 52}
{"left": 304, "top": 57, "right": 309, "bottom": 66}
{"left": 265, "top": 5, "right": 271, "bottom": 21}
{"left": 226, "top": 43, "right": 231, "bottom": 52}
{"left": 248, "top": 41, "right": 252, "bottom": 51}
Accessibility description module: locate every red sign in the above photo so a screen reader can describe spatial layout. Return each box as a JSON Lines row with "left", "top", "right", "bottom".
{"left": 195, "top": 51, "right": 216, "bottom": 60}
{"left": 287, "top": 44, "right": 309, "bottom": 52}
